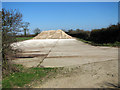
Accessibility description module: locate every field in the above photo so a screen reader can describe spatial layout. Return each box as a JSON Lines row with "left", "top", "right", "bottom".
{"left": 16, "top": 37, "right": 33, "bottom": 41}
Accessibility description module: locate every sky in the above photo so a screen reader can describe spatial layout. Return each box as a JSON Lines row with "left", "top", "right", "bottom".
{"left": 1, "top": 0, "right": 120, "bottom": 2}
{"left": 2, "top": 2, "right": 118, "bottom": 34}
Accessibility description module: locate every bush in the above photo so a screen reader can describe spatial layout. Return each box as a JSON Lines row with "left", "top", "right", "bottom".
{"left": 90, "top": 24, "right": 120, "bottom": 43}
{"left": 67, "top": 29, "right": 90, "bottom": 40}
{"left": 2, "top": 8, "right": 23, "bottom": 75}
{"left": 66, "top": 24, "right": 120, "bottom": 45}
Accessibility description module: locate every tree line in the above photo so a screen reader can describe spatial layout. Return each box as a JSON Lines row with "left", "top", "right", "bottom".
{"left": 66, "top": 24, "right": 120, "bottom": 44}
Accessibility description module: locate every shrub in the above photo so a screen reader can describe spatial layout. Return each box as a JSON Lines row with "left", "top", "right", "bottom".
{"left": 90, "top": 24, "right": 120, "bottom": 43}
{"left": 2, "top": 8, "right": 23, "bottom": 75}
{"left": 67, "top": 29, "right": 90, "bottom": 40}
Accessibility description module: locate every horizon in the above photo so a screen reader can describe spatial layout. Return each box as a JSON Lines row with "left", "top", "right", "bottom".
{"left": 2, "top": 2, "right": 118, "bottom": 34}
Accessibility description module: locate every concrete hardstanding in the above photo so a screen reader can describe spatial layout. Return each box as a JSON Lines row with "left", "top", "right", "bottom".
{"left": 12, "top": 39, "right": 118, "bottom": 68}
{"left": 11, "top": 39, "right": 118, "bottom": 88}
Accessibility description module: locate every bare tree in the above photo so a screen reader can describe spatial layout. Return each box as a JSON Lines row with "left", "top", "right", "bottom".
{"left": 2, "top": 8, "right": 23, "bottom": 73}
{"left": 21, "top": 22, "right": 30, "bottom": 36}
{"left": 2, "top": 8, "right": 22, "bottom": 35}
{"left": 34, "top": 28, "right": 41, "bottom": 35}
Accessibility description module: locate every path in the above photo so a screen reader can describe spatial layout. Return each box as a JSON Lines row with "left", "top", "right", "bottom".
{"left": 34, "top": 59, "right": 118, "bottom": 88}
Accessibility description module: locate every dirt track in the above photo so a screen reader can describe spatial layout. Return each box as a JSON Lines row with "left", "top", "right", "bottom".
{"left": 34, "top": 59, "right": 118, "bottom": 88}
{"left": 11, "top": 39, "right": 118, "bottom": 88}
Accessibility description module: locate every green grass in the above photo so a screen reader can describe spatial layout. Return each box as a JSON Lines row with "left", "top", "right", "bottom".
{"left": 16, "top": 37, "right": 33, "bottom": 41}
{"left": 2, "top": 64, "right": 57, "bottom": 88}
{"left": 77, "top": 38, "right": 120, "bottom": 47}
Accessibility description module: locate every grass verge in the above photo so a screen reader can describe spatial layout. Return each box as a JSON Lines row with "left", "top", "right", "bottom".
{"left": 16, "top": 37, "right": 33, "bottom": 41}
{"left": 77, "top": 38, "right": 120, "bottom": 47}
{"left": 2, "top": 64, "right": 58, "bottom": 88}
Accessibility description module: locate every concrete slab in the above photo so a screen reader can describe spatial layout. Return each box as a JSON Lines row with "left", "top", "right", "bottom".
{"left": 12, "top": 39, "right": 118, "bottom": 68}
{"left": 41, "top": 39, "right": 118, "bottom": 67}
{"left": 12, "top": 56, "right": 46, "bottom": 67}
{"left": 12, "top": 39, "right": 118, "bottom": 88}
{"left": 11, "top": 39, "right": 59, "bottom": 52}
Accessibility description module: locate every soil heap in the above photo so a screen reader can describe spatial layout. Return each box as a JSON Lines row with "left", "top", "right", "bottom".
{"left": 33, "top": 29, "right": 73, "bottom": 39}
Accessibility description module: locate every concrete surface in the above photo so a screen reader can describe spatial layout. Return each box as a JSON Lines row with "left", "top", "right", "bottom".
{"left": 12, "top": 39, "right": 118, "bottom": 68}
{"left": 11, "top": 39, "right": 118, "bottom": 88}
